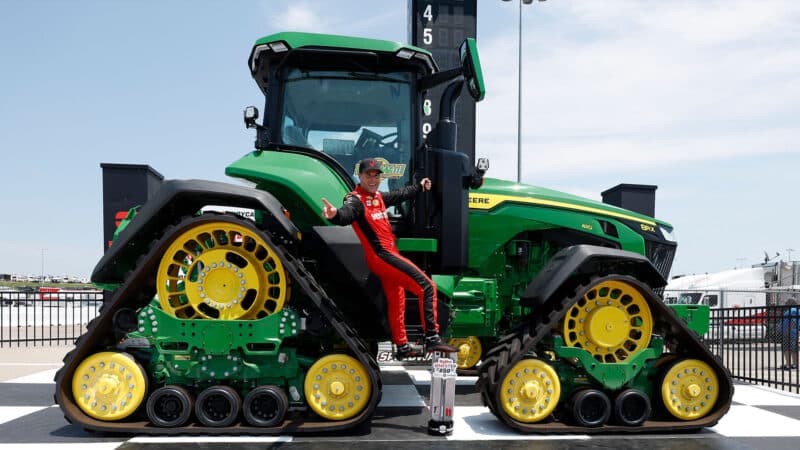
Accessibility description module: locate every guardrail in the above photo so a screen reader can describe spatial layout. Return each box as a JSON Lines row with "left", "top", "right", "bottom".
{"left": 0, "top": 289, "right": 104, "bottom": 347}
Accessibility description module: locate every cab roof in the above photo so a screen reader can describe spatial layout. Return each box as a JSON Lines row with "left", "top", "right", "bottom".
{"left": 248, "top": 32, "right": 438, "bottom": 94}
{"left": 253, "top": 31, "right": 434, "bottom": 59}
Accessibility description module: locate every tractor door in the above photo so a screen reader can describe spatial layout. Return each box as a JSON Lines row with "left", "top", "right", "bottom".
{"left": 276, "top": 66, "right": 422, "bottom": 233}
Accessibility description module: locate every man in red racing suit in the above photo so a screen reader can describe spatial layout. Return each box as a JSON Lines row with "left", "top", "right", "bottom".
{"left": 321, "top": 158, "right": 456, "bottom": 359}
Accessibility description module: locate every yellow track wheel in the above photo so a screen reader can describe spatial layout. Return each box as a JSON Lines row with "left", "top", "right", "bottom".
{"left": 304, "top": 354, "right": 371, "bottom": 421}
{"left": 661, "top": 359, "right": 718, "bottom": 420}
{"left": 156, "top": 220, "right": 289, "bottom": 320}
{"left": 448, "top": 336, "right": 482, "bottom": 370}
{"left": 562, "top": 279, "right": 653, "bottom": 362}
{"left": 72, "top": 352, "right": 147, "bottom": 421}
{"left": 499, "top": 359, "right": 561, "bottom": 423}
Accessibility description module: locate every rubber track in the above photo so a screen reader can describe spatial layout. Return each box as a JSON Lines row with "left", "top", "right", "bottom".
{"left": 54, "top": 214, "right": 382, "bottom": 434}
{"left": 476, "top": 274, "right": 734, "bottom": 434}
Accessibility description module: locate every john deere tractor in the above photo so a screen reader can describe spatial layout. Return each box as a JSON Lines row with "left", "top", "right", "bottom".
{"left": 55, "top": 32, "right": 731, "bottom": 434}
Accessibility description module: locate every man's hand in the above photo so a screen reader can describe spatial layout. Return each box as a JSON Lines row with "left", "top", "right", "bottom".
{"left": 321, "top": 198, "right": 337, "bottom": 220}
{"left": 420, "top": 178, "right": 432, "bottom": 192}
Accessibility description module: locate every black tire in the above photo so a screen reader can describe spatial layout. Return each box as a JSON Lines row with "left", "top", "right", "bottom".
{"left": 146, "top": 385, "right": 193, "bottom": 427}
{"left": 613, "top": 388, "right": 651, "bottom": 426}
{"left": 243, "top": 385, "right": 288, "bottom": 427}
{"left": 568, "top": 389, "right": 611, "bottom": 427}
{"left": 195, "top": 385, "right": 241, "bottom": 427}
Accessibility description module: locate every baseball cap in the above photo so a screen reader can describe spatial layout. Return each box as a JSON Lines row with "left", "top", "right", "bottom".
{"left": 358, "top": 158, "right": 383, "bottom": 174}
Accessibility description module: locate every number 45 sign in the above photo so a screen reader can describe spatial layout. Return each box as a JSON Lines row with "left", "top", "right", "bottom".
{"left": 409, "top": 0, "right": 478, "bottom": 163}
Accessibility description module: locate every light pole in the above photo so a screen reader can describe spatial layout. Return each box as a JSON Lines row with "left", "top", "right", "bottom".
{"left": 787, "top": 248, "right": 795, "bottom": 262}
{"left": 41, "top": 248, "right": 46, "bottom": 285}
{"left": 502, "top": 0, "right": 545, "bottom": 184}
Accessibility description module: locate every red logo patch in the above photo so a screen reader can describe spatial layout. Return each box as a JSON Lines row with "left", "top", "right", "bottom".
{"left": 114, "top": 210, "right": 128, "bottom": 227}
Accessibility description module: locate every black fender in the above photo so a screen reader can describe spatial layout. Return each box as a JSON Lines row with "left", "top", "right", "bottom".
{"left": 310, "top": 225, "right": 451, "bottom": 339}
{"left": 92, "top": 179, "right": 300, "bottom": 284}
{"left": 520, "top": 244, "right": 666, "bottom": 308}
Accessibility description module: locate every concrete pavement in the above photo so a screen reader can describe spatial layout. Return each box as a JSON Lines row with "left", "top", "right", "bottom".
{"left": 0, "top": 344, "right": 72, "bottom": 382}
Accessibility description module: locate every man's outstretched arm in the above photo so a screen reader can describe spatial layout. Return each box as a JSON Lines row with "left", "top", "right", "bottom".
{"left": 321, "top": 195, "right": 363, "bottom": 225}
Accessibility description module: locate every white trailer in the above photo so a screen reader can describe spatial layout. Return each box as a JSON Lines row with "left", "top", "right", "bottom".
{"left": 664, "top": 267, "right": 767, "bottom": 308}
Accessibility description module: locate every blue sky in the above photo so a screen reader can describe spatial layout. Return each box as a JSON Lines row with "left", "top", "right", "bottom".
{"left": 0, "top": 0, "right": 798, "bottom": 278}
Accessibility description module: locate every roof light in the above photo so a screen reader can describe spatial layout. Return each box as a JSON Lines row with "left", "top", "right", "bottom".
{"left": 250, "top": 44, "right": 270, "bottom": 73}
{"left": 412, "top": 52, "right": 436, "bottom": 73}
{"left": 396, "top": 49, "right": 414, "bottom": 59}
{"left": 269, "top": 41, "right": 289, "bottom": 53}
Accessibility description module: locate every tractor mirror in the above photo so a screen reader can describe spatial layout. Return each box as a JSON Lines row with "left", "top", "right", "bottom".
{"left": 244, "top": 105, "right": 259, "bottom": 129}
{"left": 459, "top": 38, "right": 485, "bottom": 102}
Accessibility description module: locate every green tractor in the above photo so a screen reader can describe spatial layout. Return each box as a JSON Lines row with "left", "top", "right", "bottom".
{"left": 55, "top": 32, "right": 731, "bottom": 434}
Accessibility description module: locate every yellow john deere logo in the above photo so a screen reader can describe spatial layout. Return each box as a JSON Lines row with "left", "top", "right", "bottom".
{"left": 352, "top": 157, "right": 406, "bottom": 179}
{"left": 468, "top": 193, "right": 656, "bottom": 226}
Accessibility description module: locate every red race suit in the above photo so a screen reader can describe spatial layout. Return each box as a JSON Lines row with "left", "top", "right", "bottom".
{"left": 329, "top": 183, "right": 438, "bottom": 346}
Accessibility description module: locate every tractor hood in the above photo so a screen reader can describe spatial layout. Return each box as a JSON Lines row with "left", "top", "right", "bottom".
{"left": 466, "top": 178, "right": 677, "bottom": 280}
{"left": 470, "top": 178, "right": 673, "bottom": 231}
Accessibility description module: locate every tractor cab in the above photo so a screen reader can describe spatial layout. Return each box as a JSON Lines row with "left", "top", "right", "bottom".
{"left": 237, "top": 32, "right": 486, "bottom": 273}
{"left": 278, "top": 67, "right": 413, "bottom": 190}
{"left": 244, "top": 32, "right": 440, "bottom": 191}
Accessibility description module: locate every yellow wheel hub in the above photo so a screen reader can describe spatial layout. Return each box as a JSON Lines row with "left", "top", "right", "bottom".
{"left": 304, "top": 354, "right": 371, "bottom": 421}
{"left": 329, "top": 381, "right": 345, "bottom": 397}
{"left": 156, "top": 220, "right": 289, "bottom": 320}
{"left": 448, "top": 336, "right": 482, "bottom": 369}
{"left": 71, "top": 352, "right": 147, "bottom": 421}
{"left": 520, "top": 381, "right": 541, "bottom": 400}
{"left": 96, "top": 375, "right": 120, "bottom": 395}
{"left": 499, "top": 359, "right": 561, "bottom": 423}
{"left": 562, "top": 279, "right": 653, "bottom": 362}
{"left": 661, "top": 359, "right": 718, "bottom": 420}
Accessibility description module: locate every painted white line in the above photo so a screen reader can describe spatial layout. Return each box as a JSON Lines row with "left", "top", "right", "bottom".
{"left": 732, "top": 384, "right": 800, "bottom": 405}
{"left": 378, "top": 384, "right": 426, "bottom": 408}
{"left": 129, "top": 436, "right": 292, "bottom": 443}
{"left": 447, "top": 406, "right": 590, "bottom": 441}
{"left": 4, "top": 369, "right": 58, "bottom": 384}
{"left": 0, "top": 406, "right": 49, "bottom": 426}
{"left": 0, "top": 444, "right": 124, "bottom": 449}
{"left": 711, "top": 404, "right": 800, "bottom": 437}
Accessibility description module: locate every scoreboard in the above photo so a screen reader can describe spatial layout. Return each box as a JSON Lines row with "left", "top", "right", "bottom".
{"left": 409, "top": 0, "right": 477, "bottom": 164}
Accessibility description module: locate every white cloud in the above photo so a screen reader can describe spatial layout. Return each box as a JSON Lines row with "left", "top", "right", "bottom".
{"left": 564, "top": 1, "right": 796, "bottom": 44}
{"left": 265, "top": 1, "right": 405, "bottom": 40}
{"left": 270, "top": 3, "right": 326, "bottom": 32}
{"left": 475, "top": 0, "right": 800, "bottom": 186}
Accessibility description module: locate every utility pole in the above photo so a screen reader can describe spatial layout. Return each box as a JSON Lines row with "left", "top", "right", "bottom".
{"left": 516, "top": 0, "right": 524, "bottom": 183}
{"left": 502, "top": 0, "right": 546, "bottom": 183}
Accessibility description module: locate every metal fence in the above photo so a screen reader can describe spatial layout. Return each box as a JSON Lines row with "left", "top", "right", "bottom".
{"left": 664, "top": 288, "right": 800, "bottom": 393}
{"left": 2, "top": 287, "right": 799, "bottom": 394}
{"left": 0, "top": 289, "right": 103, "bottom": 347}
{"left": 700, "top": 304, "right": 799, "bottom": 393}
